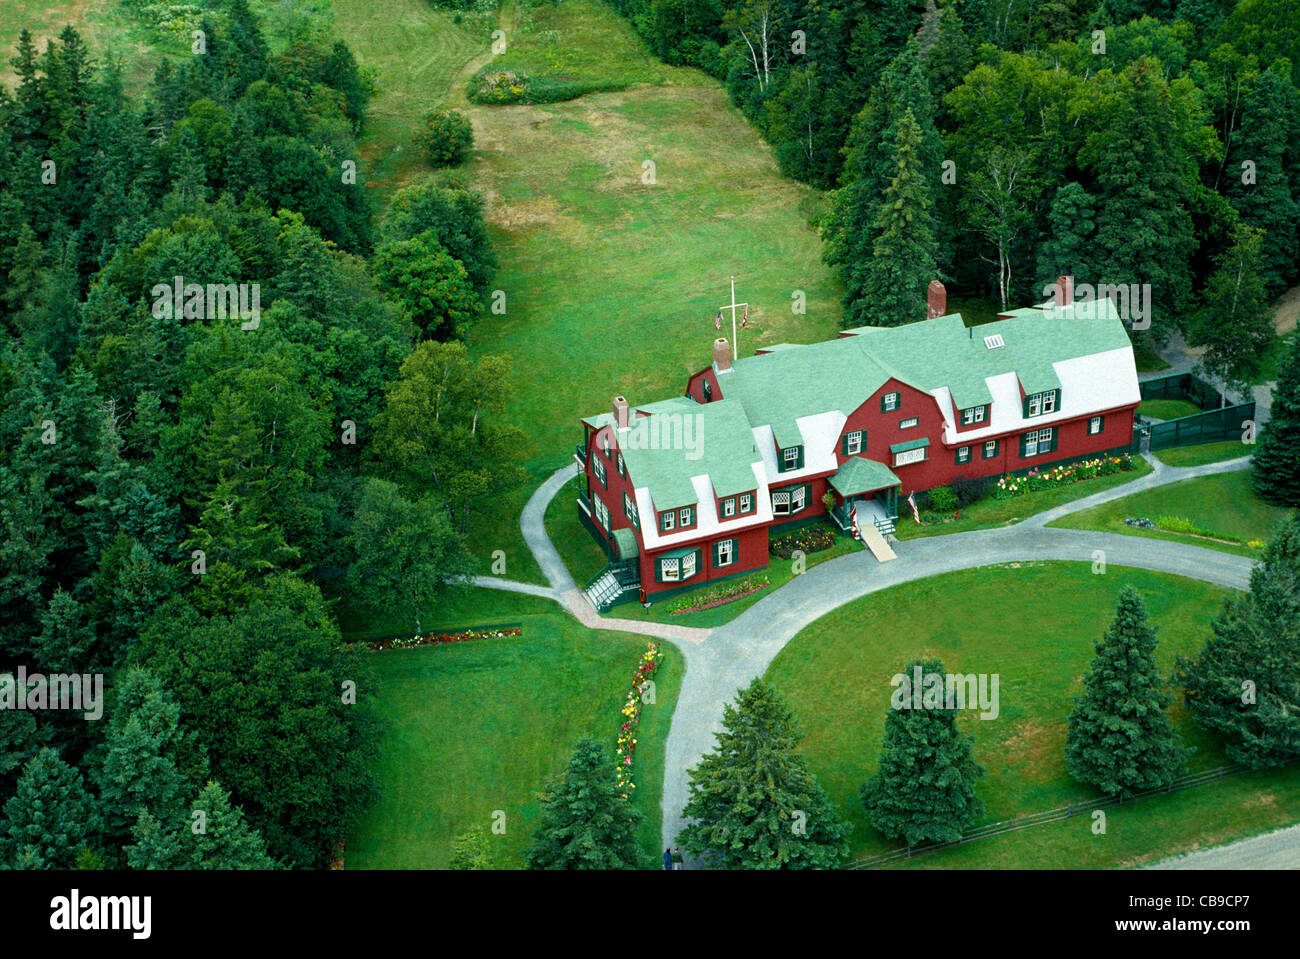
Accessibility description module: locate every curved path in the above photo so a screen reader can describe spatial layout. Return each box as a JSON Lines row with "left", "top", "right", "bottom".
{"left": 474, "top": 453, "right": 1258, "bottom": 853}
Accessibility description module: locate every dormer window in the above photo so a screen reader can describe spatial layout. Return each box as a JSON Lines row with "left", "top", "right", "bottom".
{"left": 778, "top": 445, "right": 804, "bottom": 472}
{"left": 702, "top": 379, "right": 712, "bottom": 402}
{"left": 661, "top": 510, "right": 675, "bottom": 532}
{"left": 739, "top": 493, "right": 753, "bottom": 513}
{"left": 678, "top": 506, "right": 694, "bottom": 527}
{"left": 960, "top": 406, "right": 986, "bottom": 426}
{"left": 1026, "top": 390, "right": 1058, "bottom": 417}
{"left": 722, "top": 497, "right": 736, "bottom": 518}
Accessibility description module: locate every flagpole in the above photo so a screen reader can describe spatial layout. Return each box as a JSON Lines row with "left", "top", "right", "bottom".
{"left": 730, "top": 275, "right": 738, "bottom": 357}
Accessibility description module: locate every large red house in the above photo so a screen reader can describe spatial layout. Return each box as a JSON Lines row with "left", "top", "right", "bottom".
{"left": 575, "top": 279, "right": 1140, "bottom": 607}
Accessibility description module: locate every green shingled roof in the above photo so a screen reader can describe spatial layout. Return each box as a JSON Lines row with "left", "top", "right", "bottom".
{"left": 829, "top": 457, "right": 900, "bottom": 497}
{"left": 728, "top": 300, "right": 1128, "bottom": 425}
{"left": 581, "top": 397, "right": 760, "bottom": 512}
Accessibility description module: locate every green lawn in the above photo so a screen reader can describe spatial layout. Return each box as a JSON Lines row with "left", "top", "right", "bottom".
{"left": 1049, "top": 470, "right": 1290, "bottom": 556}
{"left": 894, "top": 457, "right": 1153, "bottom": 540}
{"left": 1139, "top": 398, "right": 1203, "bottom": 420}
{"left": 764, "top": 563, "right": 1300, "bottom": 866}
{"left": 346, "top": 591, "right": 682, "bottom": 868}
{"left": 1155, "top": 440, "right": 1253, "bottom": 467}
{"left": 543, "top": 473, "right": 863, "bottom": 627}
{"left": 1131, "top": 338, "right": 1171, "bottom": 373}
{"left": 0, "top": 0, "right": 161, "bottom": 90}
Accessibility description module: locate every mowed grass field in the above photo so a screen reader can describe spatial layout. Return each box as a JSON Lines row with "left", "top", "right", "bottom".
{"left": 332, "top": 0, "right": 844, "bottom": 579}
{"left": 1050, "top": 469, "right": 1291, "bottom": 556}
{"left": 345, "top": 590, "right": 683, "bottom": 868}
{"left": 764, "top": 563, "right": 1300, "bottom": 867}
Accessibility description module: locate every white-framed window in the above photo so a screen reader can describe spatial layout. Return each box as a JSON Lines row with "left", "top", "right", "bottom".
{"left": 983, "top": 333, "right": 1004, "bottom": 350}
{"left": 1024, "top": 427, "right": 1054, "bottom": 457}
{"left": 592, "top": 454, "right": 606, "bottom": 486}
{"left": 617, "top": 452, "right": 625, "bottom": 476}
{"left": 900, "top": 417, "right": 919, "bottom": 429}
{"left": 1027, "top": 390, "right": 1058, "bottom": 417}
{"left": 679, "top": 506, "right": 694, "bottom": 527}
{"left": 893, "top": 447, "right": 926, "bottom": 467}
{"left": 772, "top": 491, "right": 791, "bottom": 515}
{"left": 845, "top": 430, "right": 863, "bottom": 455}
{"left": 783, "top": 447, "right": 800, "bottom": 466}
{"left": 956, "top": 446, "right": 971, "bottom": 464}
{"left": 792, "top": 486, "right": 806, "bottom": 512}
{"left": 602, "top": 434, "right": 611, "bottom": 457}
{"left": 739, "top": 493, "right": 752, "bottom": 513}
{"left": 623, "top": 492, "right": 638, "bottom": 527}
{"left": 661, "top": 510, "right": 675, "bottom": 532}
{"left": 717, "top": 539, "right": 735, "bottom": 567}
{"left": 722, "top": 497, "right": 736, "bottom": 517}
{"left": 983, "top": 439, "right": 998, "bottom": 459}
{"left": 593, "top": 497, "right": 609, "bottom": 530}
{"left": 1088, "top": 415, "right": 1103, "bottom": 435}
{"left": 883, "top": 392, "right": 900, "bottom": 411}
{"left": 682, "top": 552, "right": 696, "bottom": 578}
{"left": 961, "top": 406, "right": 986, "bottom": 425}
{"left": 661, "top": 557, "right": 679, "bottom": 581}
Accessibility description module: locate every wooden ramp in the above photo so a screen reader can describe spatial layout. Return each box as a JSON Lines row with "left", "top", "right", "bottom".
{"left": 858, "top": 523, "right": 897, "bottom": 562}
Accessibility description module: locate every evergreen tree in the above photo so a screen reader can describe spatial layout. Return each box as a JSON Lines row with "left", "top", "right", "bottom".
{"left": 1251, "top": 332, "right": 1300, "bottom": 506}
{"left": 861, "top": 658, "right": 984, "bottom": 845}
{"left": 1065, "top": 586, "right": 1191, "bottom": 796}
{"left": 127, "top": 781, "right": 277, "bottom": 870}
{"left": 1, "top": 747, "right": 94, "bottom": 869}
{"left": 525, "top": 738, "right": 643, "bottom": 870}
{"left": 852, "top": 110, "right": 940, "bottom": 326}
{"left": 1178, "top": 517, "right": 1300, "bottom": 767}
{"left": 678, "top": 678, "right": 849, "bottom": 869}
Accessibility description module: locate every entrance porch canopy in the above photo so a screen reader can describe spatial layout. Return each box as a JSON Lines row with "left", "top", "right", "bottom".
{"left": 829, "top": 457, "right": 901, "bottom": 498}
{"left": 611, "top": 527, "right": 639, "bottom": 562}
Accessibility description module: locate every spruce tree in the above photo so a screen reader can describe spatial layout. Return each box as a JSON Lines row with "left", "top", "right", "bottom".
{"left": 1, "top": 747, "right": 94, "bottom": 869}
{"left": 1178, "top": 516, "right": 1300, "bottom": 767}
{"left": 525, "top": 737, "right": 643, "bottom": 870}
{"left": 851, "top": 109, "right": 939, "bottom": 327}
{"left": 1066, "top": 586, "right": 1191, "bottom": 797}
{"left": 1251, "top": 332, "right": 1300, "bottom": 506}
{"left": 861, "top": 658, "right": 984, "bottom": 846}
{"left": 678, "top": 678, "right": 848, "bottom": 869}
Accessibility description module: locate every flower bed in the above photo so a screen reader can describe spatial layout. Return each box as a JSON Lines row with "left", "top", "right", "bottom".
{"left": 615, "top": 642, "right": 665, "bottom": 800}
{"left": 993, "top": 454, "right": 1136, "bottom": 498}
{"left": 329, "top": 840, "right": 345, "bottom": 871}
{"left": 769, "top": 525, "right": 836, "bottom": 559}
{"left": 346, "top": 625, "right": 522, "bottom": 652}
{"left": 667, "top": 575, "right": 770, "bottom": 614}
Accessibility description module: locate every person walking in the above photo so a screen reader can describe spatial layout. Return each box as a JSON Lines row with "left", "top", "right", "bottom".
{"left": 671, "top": 846, "right": 683, "bottom": 870}
{"left": 662, "top": 848, "right": 672, "bottom": 871}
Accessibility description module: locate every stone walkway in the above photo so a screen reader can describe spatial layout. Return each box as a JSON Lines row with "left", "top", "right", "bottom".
{"left": 474, "top": 453, "right": 1259, "bottom": 860}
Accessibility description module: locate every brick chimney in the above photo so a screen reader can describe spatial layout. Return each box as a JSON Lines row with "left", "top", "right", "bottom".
{"left": 1055, "top": 275, "right": 1074, "bottom": 308}
{"left": 926, "top": 280, "right": 947, "bottom": 319}
{"left": 613, "top": 395, "right": 629, "bottom": 430}
{"left": 714, "top": 337, "right": 732, "bottom": 373}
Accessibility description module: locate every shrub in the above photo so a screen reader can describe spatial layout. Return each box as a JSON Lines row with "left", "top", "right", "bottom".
{"left": 951, "top": 476, "right": 993, "bottom": 507}
{"left": 416, "top": 109, "right": 473, "bottom": 167}
{"left": 928, "top": 486, "right": 958, "bottom": 513}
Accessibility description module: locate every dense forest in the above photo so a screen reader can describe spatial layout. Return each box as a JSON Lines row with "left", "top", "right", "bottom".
{"left": 608, "top": 0, "right": 1298, "bottom": 391}
{"left": 0, "top": 0, "right": 510, "bottom": 868}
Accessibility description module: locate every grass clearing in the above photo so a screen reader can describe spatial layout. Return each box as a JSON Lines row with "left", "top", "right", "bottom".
{"left": 894, "top": 457, "right": 1154, "bottom": 540}
{"left": 1049, "top": 470, "right": 1289, "bottom": 556}
{"left": 345, "top": 591, "right": 682, "bottom": 868}
{"left": 764, "top": 562, "right": 1299, "bottom": 866}
{"left": 1154, "top": 440, "right": 1253, "bottom": 467}
{"left": 1139, "top": 398, "right": 1203, "bottom": 420}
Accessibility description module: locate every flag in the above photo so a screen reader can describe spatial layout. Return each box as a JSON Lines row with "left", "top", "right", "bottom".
{"left": 851, "top": 505, "right": 858, "bottom": 539}
{"left": 741, "top": 304, "right": 748, "bottom": 329}
{"left": 907, "top": 492, "right": 920, "bottom": 524}
{"left": 715, "top": 309, "right": 722, "bottom": 330}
